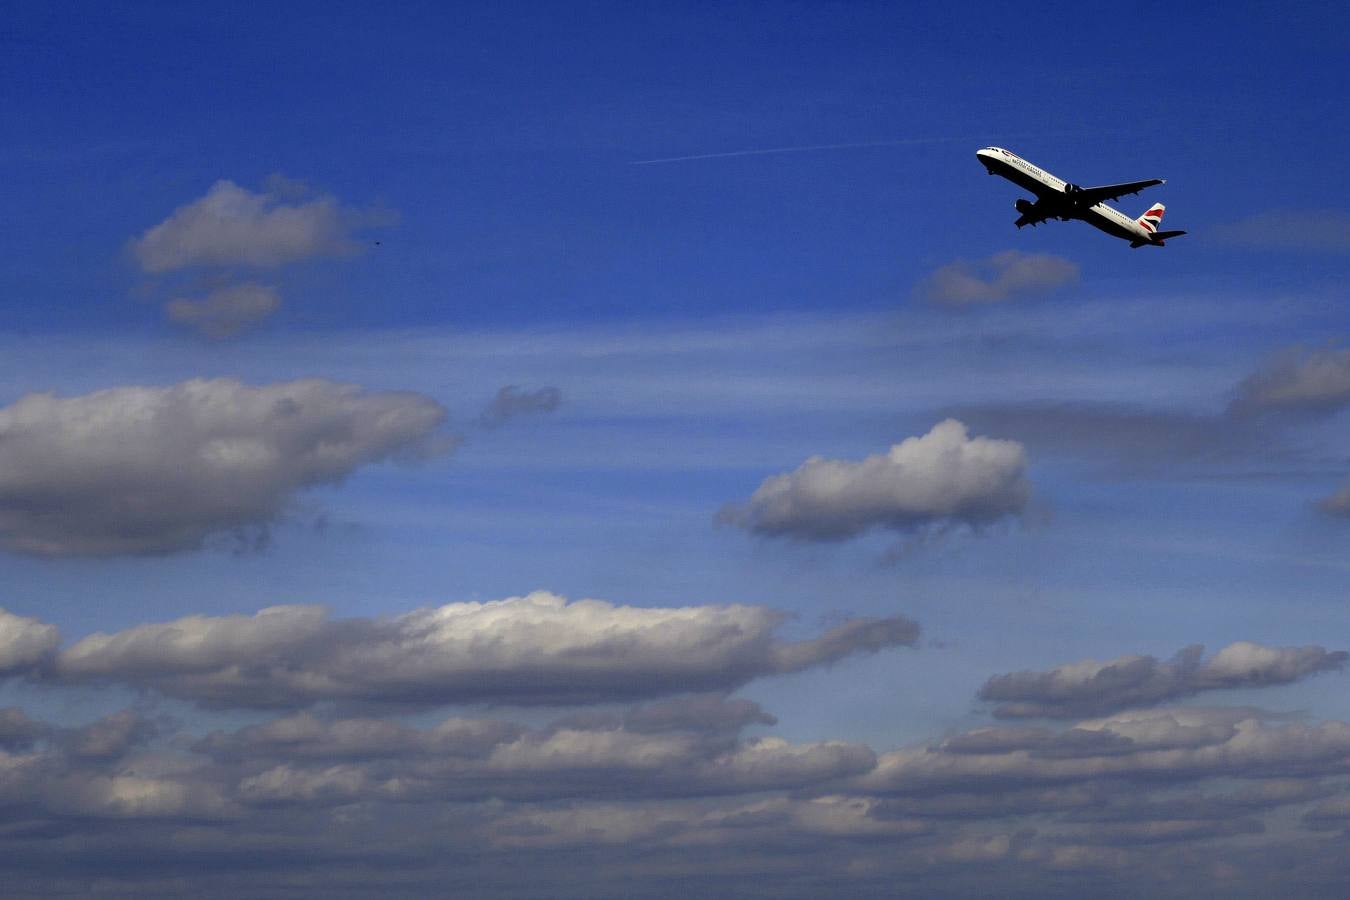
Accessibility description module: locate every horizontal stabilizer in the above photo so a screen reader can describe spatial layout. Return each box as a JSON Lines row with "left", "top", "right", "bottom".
{"left": 1154, "top": 230, "right": 1186, "bottom": 240}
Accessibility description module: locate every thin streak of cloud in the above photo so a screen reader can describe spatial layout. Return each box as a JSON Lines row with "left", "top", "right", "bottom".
{"left": 632, "top": 137, "right": 970, "bottom": 166}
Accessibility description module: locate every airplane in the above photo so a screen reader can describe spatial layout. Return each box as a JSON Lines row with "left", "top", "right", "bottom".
{"left": 976, "top": 147, "right": 1185, "bottom": 248}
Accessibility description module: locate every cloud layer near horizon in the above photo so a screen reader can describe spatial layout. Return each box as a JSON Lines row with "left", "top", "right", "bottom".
{"left": 0, "top": 636, "right": 1347, "bottom": 898}
{"left": 0, "top": 378, "right": 448, "bottom": 556}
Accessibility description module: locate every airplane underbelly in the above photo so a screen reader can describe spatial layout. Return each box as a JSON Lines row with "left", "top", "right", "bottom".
{"left": 989, "top": 162, "right": 1048, "bottom": 196}
{"left": 1085, "top": 209, "right": 1134, "bottom": 241}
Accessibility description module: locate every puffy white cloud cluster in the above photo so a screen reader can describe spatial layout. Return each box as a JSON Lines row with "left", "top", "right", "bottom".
{"left": 979, "top": 641, "right": 1347, "bottom": 719}
{"left": 131, "top": 178, "right": 389, "bottom": 337}
{"left": 721, "top": 420, "right": 1029, "bottom": 541}
{"left": 0, "top": 378, "right": 447, "bottom": 556}
{"left": 55, "top": 591, "right": 920, "bottom": 707}
{"left": 917, "top": 250, "right": 1079, "bottom": 307}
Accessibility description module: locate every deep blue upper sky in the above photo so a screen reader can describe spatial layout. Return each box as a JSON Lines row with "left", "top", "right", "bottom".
{"left": 4, "top": 2, "right": 1346, "bottom": 332}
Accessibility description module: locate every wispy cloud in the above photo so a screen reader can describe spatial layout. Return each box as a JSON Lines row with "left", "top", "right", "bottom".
{"left": 165, "top": 282, "right": 281, "bottom": 339}
{"left": 916, "top": 251, "right": 1079, "bottom": 307}
{"left": 1215, "top": 209, "right": 1350, "bottom": 253}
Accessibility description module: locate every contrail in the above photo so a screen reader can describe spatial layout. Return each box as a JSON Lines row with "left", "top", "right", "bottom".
{"left": 631, "top": 132, "right": 1121, "bottom": 166}
{"left": 631, "top": 137, "right": 971, "bottom": 165}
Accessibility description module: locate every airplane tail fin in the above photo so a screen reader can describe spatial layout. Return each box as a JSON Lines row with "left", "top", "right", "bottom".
{"left": 1136, "top": 203, "right": 1165, "bottom": 234}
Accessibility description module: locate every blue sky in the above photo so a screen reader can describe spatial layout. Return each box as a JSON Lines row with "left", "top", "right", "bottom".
{"left": 2, "top": 2, "right": 1350, "bottom": 896}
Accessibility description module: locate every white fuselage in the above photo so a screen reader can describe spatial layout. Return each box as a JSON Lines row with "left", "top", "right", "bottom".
{"left": 975, "top": 147, "right": 1151, "bottom": 243}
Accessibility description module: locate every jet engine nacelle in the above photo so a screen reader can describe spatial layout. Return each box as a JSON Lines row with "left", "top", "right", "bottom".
{"left": 1015, "top": 199, "right": 1034, "bottom": 214}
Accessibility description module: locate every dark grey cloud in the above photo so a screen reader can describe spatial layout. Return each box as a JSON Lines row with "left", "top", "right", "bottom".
{"left": 720, "top": 419, "right": 1029, "bottom": 541}
{"left": 193, "top": 706, "right": 876, "bottom": 809}
{"left": 861, "top": 707, "right": 1350, "bottom": 794}
{"left": 1215, "top": 209, "right": 1350, "bottom": 253}
{"left": 55, "top": 592, "right": 920, "bottom": 708}
{"left": 62, "top": 710, "right": 160, "bottom": 761}
{"left": 0, "top": 378, "right": 448, "bottom": 556}
{"left": 0, "top": 706, "right": 49, "bottom": 751}
{"left": 130, "top": 179, "right": 380, "bottom": 272}
{"left": 197, "top": 712, "right": 521, "bottom": 763}
{"left": 164, "top": 282, "right": 281, "bottom": 339}
{"left": 917, "top": 251, "right": 1079, "bottom": 307}
{"left": 979, "top": 642, "right": 1347, "bottom": 719}
{"left": 479, "top": 385, "right": 562, "bottom": 426}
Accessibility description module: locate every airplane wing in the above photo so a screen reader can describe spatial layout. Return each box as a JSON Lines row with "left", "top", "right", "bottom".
{"left": 1014, "top": 199, "right": 1056, "bottom": 228}
{"left": 1074, "top": 179, "right": 1165, "bottom": 206}
{"left": 1015, "top": 209, "right": 1055, "bottom": 228}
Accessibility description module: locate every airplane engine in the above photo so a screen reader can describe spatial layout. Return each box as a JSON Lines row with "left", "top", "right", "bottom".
{"left": 1015, "top": 199, "right": 1034, "bottom": 214}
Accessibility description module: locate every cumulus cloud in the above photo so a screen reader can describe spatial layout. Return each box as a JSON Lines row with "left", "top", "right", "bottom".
{"left": 479, "top": 385, "right": 562, "bottom": 426}
{"left": 130, "top": 179, "right": 378, "bottom": 272}
{"left": 917, "top": 250, "right": 1078, "bottom": 307}
{"left": 1230, "top": 346, "right": 1350, "bottom": 416}
{"left": 720, "top": 419, "right": 1029, "bottom": 541}
{"left": 0, "top": 608, "right": 60, "bottom": 672}
{"left": 979, "top": 642, "right": 1347, "bottom": 719}
{"left": 164, "top": 282, "right": 281, "bottom": 339}
{"left": 55, "top": 591, "right": 919, "bottom": 708}
{"left": 0, "top": 378, "right": 448, "bottom": 556}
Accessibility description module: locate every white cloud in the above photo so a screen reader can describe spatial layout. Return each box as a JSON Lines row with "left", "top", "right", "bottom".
{"left": 55, "top": 591, "right": 919, "bottom": 708}
{"left": 720, "top": 419, "right": 1029, "bottom": 541}
{"left": 165, "top": 282, "right": 281, "bottom": 339}
{"left": 0, "top": 378, "right": 448, "bottom": 556}
{"left": 0, "top": 608, "right": 60, "bottom": 673}
{"left": 917, "top": 250, "right": 1078, "bottom": 307}
{"left": 130, "top": 179, "right": 374, "bottom": 272}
